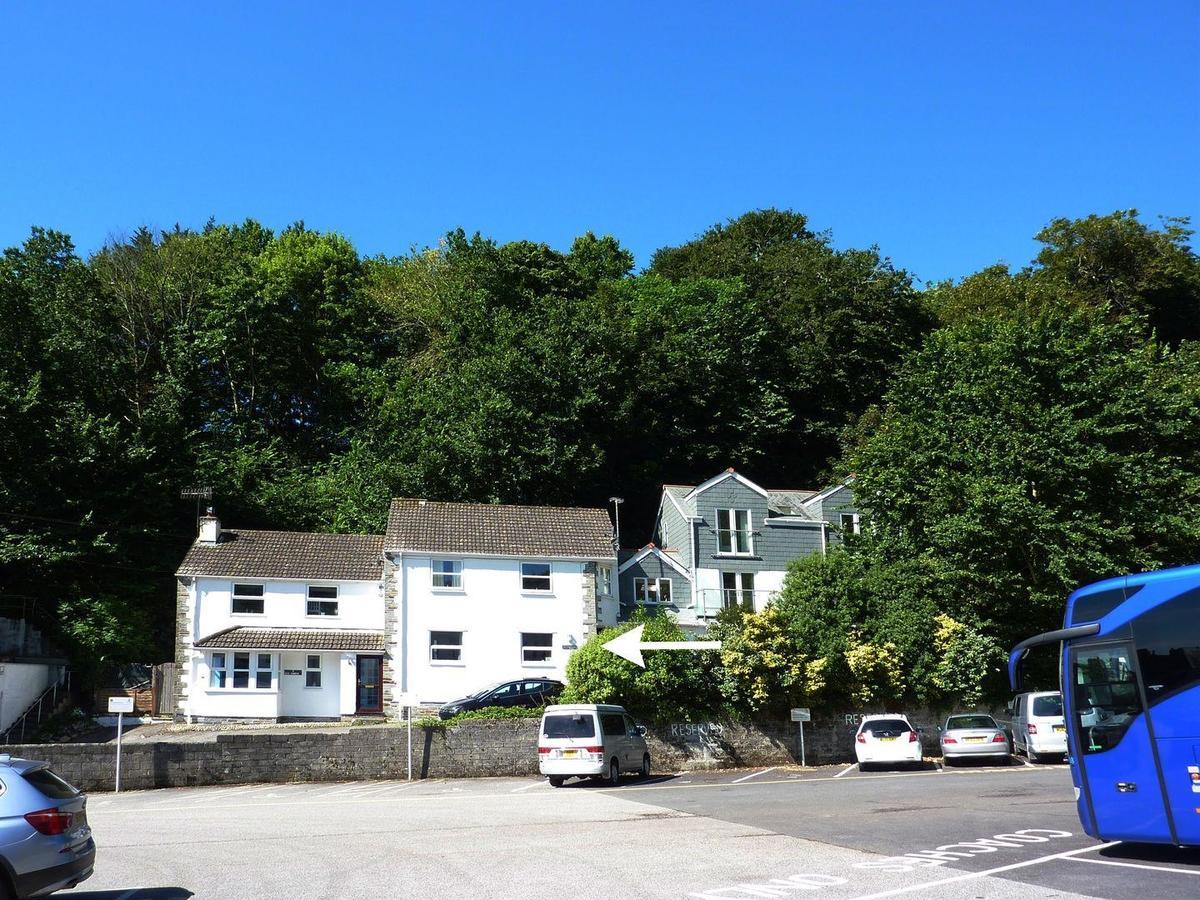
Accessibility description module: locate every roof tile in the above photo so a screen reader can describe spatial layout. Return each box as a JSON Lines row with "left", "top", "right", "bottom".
{"left": 177, "top": 530, "right": 385, "bottom": 581}
{"left": 194, "top": 627, "right": 385, "bottom": 652}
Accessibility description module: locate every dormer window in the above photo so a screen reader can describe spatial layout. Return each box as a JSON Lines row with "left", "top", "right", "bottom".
{"left": 716, "top": 509, "right": 752, "bottom": 555}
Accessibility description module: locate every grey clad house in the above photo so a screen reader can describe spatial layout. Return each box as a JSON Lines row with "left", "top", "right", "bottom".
{"left": 618, "top": 468, "right": 858, "bottom": 631}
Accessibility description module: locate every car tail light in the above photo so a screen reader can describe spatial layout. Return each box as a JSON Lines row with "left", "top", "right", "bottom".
{"left": 582, "top": 746, "right": 604, "bottom": 754}
{"left": 992, "top": 734, "right": 1007, "bottom": 743}
{"left": 24, "top": 808, "right": 74, "bottom": 836}
{"left": 908, "top": 731, "right": 918, "bottom": 743}
{"left": 537, "top": 746, "right": 551, "bottom": 754}
{"left": 1027, "top": 724, "right": 1038, "bottom": 735}
{"left": 856, "top": 733, "right": 866, "bottom": 744}
{"left": 942, "top": 736, "right": 957, "bottom": 744}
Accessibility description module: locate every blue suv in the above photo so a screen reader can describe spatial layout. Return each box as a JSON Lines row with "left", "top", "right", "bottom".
{"left": 0, "top": 755, "right": 94, "bottom": 898}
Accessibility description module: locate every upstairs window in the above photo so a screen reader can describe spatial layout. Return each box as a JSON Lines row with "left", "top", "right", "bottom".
{"left": 716, "top": 509, "right": 752, "bottom": 555}
{"left": 306, "top": 585, "right": 339, "bottom": 616}
{"left": 634, "top": 577, "right": 672, "bottom": 605}
{"left": 521, "top": 632, "right": 553, "bottom": 664}
{"left": 430, "top": 630, "right": 463, "bottom": 662}
{"left": 521, "top": 562, "right": 552, "bottom": 592}
{"left": 232, "top": 583, "right": 264, "bottom": 615}
{"left": 432, "top": 559, "right": 463, "bottom": 589}
{"left": 840, "top": 513, "right": 861, "bottom": 535}
{"left": 598, "top": 566, "right": 612, "bottom": 596}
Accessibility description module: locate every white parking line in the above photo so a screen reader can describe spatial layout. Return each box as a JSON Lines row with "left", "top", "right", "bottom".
{"left": 346, "top": 781, "right": 416, "bottom": 798}
{"left": 834, "top": 764, "right": 858, "bottom": 778}
{"left": 510, "top": 780, "right": 546, "bottom": 792}
{"left": 1065, "top": 856, "right": 1200, "bottom": 876}
{"left": 846, "top": 843, "right": 1110, "bottom": 899}
{"left": 731, "top": 767, "right": 778, "bottom": 784}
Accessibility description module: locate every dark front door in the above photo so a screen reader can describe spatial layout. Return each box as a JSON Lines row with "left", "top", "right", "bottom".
{"left": 356, "top": 656, "right": 383, "bottom": 714}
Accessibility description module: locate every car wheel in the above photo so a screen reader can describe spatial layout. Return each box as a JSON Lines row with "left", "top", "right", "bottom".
{"left": 606, "top": 758, "right": 620, "bottom": 786}
{"left": 0, "top": 872, "right": 12, "bottom": 900}
{"left": 858, "top": 761, "right": 871, "bottom": 772}
{"left": 640, "top": 754, "right": 651, "bottom": 779}
{"left": 942, "top": 756, "right": 954, "bottom": 768}
{"left": 548, "top": 776, "right": 565, "bottom": 788}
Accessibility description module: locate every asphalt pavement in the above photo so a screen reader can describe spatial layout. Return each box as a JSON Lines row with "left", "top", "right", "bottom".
{"left": 65, "top": 758, "right": 1200, "bottom": 899}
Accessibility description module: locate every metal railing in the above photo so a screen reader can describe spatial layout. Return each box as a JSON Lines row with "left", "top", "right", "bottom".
{"left": 1, "top": 669, "right": 71, "bottom": 745}
{"left": 692, "top": 589, "right": 778, "bottom": 618}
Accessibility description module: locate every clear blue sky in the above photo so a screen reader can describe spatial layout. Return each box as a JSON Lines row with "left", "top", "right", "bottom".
{"left": 2, "top": 2, "right": 1196, "bottom": 284}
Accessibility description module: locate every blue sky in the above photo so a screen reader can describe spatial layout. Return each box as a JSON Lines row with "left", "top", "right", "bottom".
{"left": 1, "top": 2, "right": 1196, "bottom": 284}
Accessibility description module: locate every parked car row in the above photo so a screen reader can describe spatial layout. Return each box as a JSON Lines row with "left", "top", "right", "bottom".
{"left": 853, "top": 690, "right": 1068, "bottom": 771}
{"left": 438, "top": 677, "right": 564, "bottom": 719}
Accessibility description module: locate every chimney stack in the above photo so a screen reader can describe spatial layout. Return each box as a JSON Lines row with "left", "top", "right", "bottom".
{"left": 198, "top": 506, "right": 221, "bottom": 544}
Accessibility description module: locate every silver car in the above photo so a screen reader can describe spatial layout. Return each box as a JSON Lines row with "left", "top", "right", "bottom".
{"left": 939, "top": 714, "right": 1011, "bottom": 764}
{"left": 0, "top": 754, "right": 94, "bottom": 898}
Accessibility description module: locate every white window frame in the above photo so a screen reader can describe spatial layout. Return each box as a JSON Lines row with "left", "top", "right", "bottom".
{"left": 431, "top": 558, "right": 463, "bottom": 590}
{"left": 219, "top": 651, "right": 274, "bottom": 691}
{"left": 306, "top": 584, "right": 339, "bottom": 617}
{"left": 521, "top": 632, "right": 554, "bottom": 665}
{"left": 305, "top": 654, "right": 322, "bottom": 689}
{"left": 597, "top": 566, "right": 612, "bottom": 596}
{"left": 209, "top": 652, "right": 228, "bottom": 688}
{"left": 231, "top": 583, "right": 265, "bottom": 616}
{"left": 840, "top": 512, "right": 861, "bottom": 535}
{"left": 430, "top": 630, "right": 464, "bottom": 664}
{"left": 721, "top": 571, "right": 755, "bottom": 609}
{"left": 633, "top": 577, "right": 672, "bottom": 605}
{"left": 520, "top": 561, "right": 552, "bottom": 593}
{"left": 716, "top": 509, "right": 753, "bottom": 555}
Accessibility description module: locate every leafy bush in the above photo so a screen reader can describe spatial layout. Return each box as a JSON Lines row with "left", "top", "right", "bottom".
{"left": 930, "top": 615, "right": 1005, "bottom": 707}
{"left": 560, "top": 610, "right": 720, "bottom": 720}
{"left": 709, "top": 606, "right": 826, "bottom": 716}
{"left": 416, "top": 705, "right": 545, "bottom": 728}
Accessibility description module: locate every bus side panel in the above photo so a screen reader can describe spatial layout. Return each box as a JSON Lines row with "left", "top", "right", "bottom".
{"left": 1150, "top": 689, "right": 1200, "bottom": 847}
{"left": 1077, "top": 714, "right": 1174, "bottom": 844}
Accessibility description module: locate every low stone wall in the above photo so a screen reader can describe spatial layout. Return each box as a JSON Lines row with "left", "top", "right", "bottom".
{"left": 4, "top": 709, "right": 977, "bottom": 791}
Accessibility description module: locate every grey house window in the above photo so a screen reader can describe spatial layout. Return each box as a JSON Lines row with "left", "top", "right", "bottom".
{"left": 307, "top": 585, "right": 339, "bottom": 616}
{"left": 231, "top": 583, "right": 264, "bottom": 615}
{"left": 634, "top": 577, "right": 672, "bottom": 605}
{"left": 840, "top": 513, "right": 861, "bottom": 535}
{"left": 722, "top": 572, "right": 755, "bottom": 609}
{"left": 521, "top": 562, "right": 552, "bottom": 592}
{"left": 716, "top": 509, "right": 752, "bottom": 555}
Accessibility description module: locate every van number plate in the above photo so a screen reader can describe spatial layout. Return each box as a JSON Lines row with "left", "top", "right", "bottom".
{"left": 560, "top": 749, "right": 579, "bottom": 758}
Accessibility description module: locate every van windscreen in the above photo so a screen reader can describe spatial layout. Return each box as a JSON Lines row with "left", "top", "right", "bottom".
{"left": 543, "top": 714, "right": 596, "bottom": 739}
{"left": 1033, "top": 695, "right": 1063, "bottom": 717}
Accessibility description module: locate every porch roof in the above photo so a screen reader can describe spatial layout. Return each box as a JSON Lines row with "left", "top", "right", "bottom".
{"left": 194, "top": 627, "right": 385, "bottom": 652}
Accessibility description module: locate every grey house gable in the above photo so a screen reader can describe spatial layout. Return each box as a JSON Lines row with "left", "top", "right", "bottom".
{"left": 618, "top": 545, "right": 692, "bottom": 614}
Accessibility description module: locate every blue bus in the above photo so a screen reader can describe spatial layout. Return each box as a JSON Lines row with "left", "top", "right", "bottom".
{"left": 1009, "top": 563, "right": 1200, "bottom": 847}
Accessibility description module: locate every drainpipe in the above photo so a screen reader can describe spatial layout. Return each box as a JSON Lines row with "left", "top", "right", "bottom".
{"left": 820, "top": 522, "right": 828, "bottom": 555}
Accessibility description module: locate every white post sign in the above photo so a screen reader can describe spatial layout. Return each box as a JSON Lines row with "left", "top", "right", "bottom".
{"left": 108, "top": 696, "right": 134, "bottom": 792}
{"left": 790, "top": 708, "right": 811, "bottom": 767}
{"left": 396, "top": 692, "right": 416, "bottom": 781}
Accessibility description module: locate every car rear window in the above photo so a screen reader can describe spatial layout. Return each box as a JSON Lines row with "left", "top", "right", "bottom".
{"left": 1032, "top": 695, "right": 1063, "bottom": 717}
{"left": 946, "top": 715, "right": 997, "bottom": 730}
{"left": 863, "top": 719, "right": 911, "bottom": 734}
{"left": 23, "top": 767, "right": 80, "bottom": 799}
{"left": 543, "top": 713, "right": 596, "bottom": 739}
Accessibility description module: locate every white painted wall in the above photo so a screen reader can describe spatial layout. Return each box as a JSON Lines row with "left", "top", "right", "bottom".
{"left": 195, "top": 578, "right": 382, "bottom": 639}
{"left": 0, "top": 662, "right": 56, "bottom": 732}
{"left": 183, "top": 577, "right": 383, "bottom": 720}
{"left": 395, "top": 556, "right": 596, "bottom": 704}
{"left": 755, "top": 570, "right": 787, "bottom": 610}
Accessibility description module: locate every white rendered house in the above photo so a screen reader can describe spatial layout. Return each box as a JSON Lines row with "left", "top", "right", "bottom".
{"left": 174, "top": 500, "right": 617, "bottom": 721}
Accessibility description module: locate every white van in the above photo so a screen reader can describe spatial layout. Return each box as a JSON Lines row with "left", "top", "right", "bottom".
{"left": 538, "top": 704, "right": 651, "bottom": 787}
{"left": 1007, "top": 691, "right": 1067, "bottom": 761}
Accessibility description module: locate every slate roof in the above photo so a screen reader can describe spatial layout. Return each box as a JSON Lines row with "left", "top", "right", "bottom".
{"left": 194, "top": 627, "right": 385, "bottom": 652}
{"left": 385, "top": 499, "right": 615, "bottom": 559}
{"left": 177, "top": 530, "right": 385, "bottom": 581}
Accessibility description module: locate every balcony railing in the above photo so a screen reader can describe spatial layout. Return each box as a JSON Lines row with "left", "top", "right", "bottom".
{"left": 692, "top": 588, "right": 778, "bottom": 618}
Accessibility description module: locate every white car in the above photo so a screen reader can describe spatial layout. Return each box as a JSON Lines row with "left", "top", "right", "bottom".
{"left": 854, "top": 714, "right": 923, "bottom": 770}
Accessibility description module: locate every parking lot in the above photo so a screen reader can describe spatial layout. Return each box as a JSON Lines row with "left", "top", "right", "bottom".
{"left": 70, "top": 760, "right": 1200, "bottom": 899}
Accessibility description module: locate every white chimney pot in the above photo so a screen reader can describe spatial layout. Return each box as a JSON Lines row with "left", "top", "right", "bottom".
{"left": 198, "top": 514, "right": 221, "bottom": 544}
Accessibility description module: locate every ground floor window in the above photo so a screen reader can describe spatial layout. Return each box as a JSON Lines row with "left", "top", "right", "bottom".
{"left": 305, "top": 654, "right": 322, "bottom": 688}
{"left": 431, "top": 630, "right": 463, "bottom": 662}
{"left": 217, "top": 651, "right": 273, "bottom": 690}
{"left": 521, "top": 632, "right": 553, "bottom": 664}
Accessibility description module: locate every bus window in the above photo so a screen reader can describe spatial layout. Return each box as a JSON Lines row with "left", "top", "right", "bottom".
{"left": 1071, "top": 644, "right": 1142, "bottom": 754}
{"left": 1133, "top": 588, "right": 1200, "bottom": 706}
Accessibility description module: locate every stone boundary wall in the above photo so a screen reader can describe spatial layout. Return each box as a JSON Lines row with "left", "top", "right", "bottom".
{"left": 4, "top": 709, "right": 992, "bottom": 792}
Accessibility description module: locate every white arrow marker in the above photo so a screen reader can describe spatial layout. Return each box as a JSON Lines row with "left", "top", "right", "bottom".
{"left": 601, "top": 624, "right": 722, "bottom": 668}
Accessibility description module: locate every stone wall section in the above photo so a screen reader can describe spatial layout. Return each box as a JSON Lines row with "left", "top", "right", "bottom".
{"left": 173, "top": 577, "right": 192, "bottom": 721}
{"left": 381, "top": 553, "right": 400, "bottom": 719}
{"left": 581, "top": 563, "right": 598, "bottom": 640}
{"left": 6, "top": 709, "right": 974, "bottom": 791}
